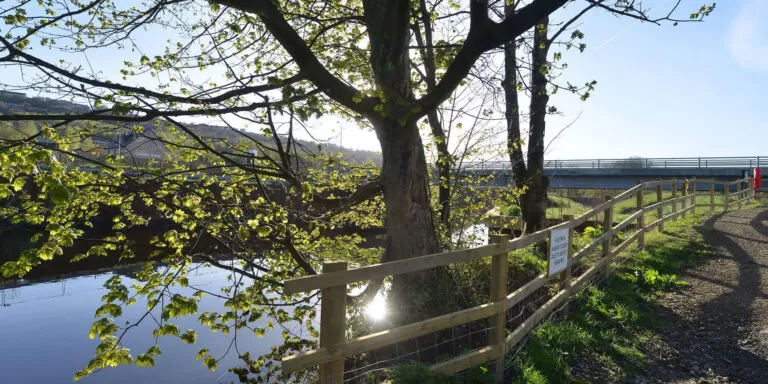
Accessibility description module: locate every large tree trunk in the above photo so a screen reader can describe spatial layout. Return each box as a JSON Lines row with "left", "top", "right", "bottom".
{"left": 521, "top": 17, "right": 549, "bottom": 233}
{"left": 504, "top": 1, "right": 528, "bottom": 190}
{"left": 504, "top": 14, "right": 551, "bottom": 233}
{"left": 376, "top": 118, "right": 446, "bottom": 323}
{"left": 362, "top": 0, "right": 448, "bottom": 323}
{"left": 524, "top": 17, "right": 551, "bottom": 233}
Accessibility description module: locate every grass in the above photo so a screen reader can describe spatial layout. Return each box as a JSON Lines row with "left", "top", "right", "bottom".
{"left": 545, "top": 195, "right": 591, "bottom": 220}
{"left": 542, "top": 188, "right": 751, "bottom": 223}
{"left": 499, "top": 194, "right": 591, "bottom": 220}
{"left": 391, "top": 195, "right": 762, "bottom": 384}
{"left": 505, "top": 211, "right": 743, "bottom": 383}
{"left": 391, "top": 204, "right": 766, "bottom": 383}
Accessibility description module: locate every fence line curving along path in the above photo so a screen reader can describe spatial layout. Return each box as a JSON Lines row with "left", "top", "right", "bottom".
{"left": 280, "top": 176, "right": 756, "bottom": 383}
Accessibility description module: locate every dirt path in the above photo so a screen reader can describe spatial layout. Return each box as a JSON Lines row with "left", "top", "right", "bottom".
{"left": 631, "top": 207, "right": 768, "bottom": 384}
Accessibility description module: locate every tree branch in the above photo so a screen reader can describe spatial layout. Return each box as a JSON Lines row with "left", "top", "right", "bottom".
{"left": 414, "top": 0, "right": 569, "bottom": 122}
{"left": 0, "top": 36, "right": 304, "bottom": 106}
{"left": 214, "top": 0, "right": 378, "bottom": 117}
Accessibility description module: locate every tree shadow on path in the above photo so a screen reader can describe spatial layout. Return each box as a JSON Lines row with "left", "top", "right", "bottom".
{"left": 633, "top": 209, "right": 768, "bottom": 383}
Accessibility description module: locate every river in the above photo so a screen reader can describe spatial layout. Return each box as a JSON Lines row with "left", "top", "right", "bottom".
{"left": 0, "top": 221, "right": 476, "bottom": 384}
{"left": 0, "top": 263, "right": 304, "bottom": 384}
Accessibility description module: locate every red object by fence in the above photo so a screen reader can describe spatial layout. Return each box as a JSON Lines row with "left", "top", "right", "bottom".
{"left": 755, "top": 168, "right": 762, "bottom": 193}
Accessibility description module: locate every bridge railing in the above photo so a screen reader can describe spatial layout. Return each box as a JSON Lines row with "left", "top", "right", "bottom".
{"left": 280, "top": 177, "right": 755, "bottom": 383}
{"left": 460, "top": 156, "right": 766, "bottom": 170}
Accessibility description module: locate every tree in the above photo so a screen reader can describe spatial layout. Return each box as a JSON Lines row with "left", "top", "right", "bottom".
{"left": 502, "top": 1, "right": 714, "bottom": 233}
{"left": 0, "top": 0, "right": 715, "bottom": 380}
{"left": 0, "top": 0, "right": 577, "bottom": 315}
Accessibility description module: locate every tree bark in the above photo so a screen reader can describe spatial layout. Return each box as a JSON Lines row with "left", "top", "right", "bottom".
{"left": 504, "top": 14, "right": 551, "bottom": 233}
{"left": 503, "top": 2, "right": 527, "bottom": 189}
{"left": 413, "top": 0, "right": 452, "bottom": 230}
{"left": 364, "top": 0, "right": 447, "bottom": 323}
{"left": 428, "top": 111, "right": 452, "bottom": 229}
{"left": 523, "top": 17, "right": 551, "bottom": 233}
{"left": 375, "top": 118, "right": 446, "bottom": 323}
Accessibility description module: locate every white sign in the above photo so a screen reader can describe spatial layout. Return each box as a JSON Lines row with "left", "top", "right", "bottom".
{"left": 548, "top": 227, "right": 570, "bottom": 276}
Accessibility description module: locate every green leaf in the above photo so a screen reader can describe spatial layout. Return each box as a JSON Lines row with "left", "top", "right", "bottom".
{"left": 180, "top": 329, "right": 197, "bottom": 344}
{"left": 238, "top": 225, "right": 249, "bottom": 241}
{"left": 50, "top": 182, "right": 72, "bottom": 205}
{"left": 203, "top": 355, "right": 218, "bottom": 371}
{"left": 135, "top": 354, "right": 155, "bottom": 368}
{"left": 152, "top": 323, "right": 180, "bottom": 337}
{"left": 11, "top": 177, "right": 26, "bottom": 191}
{"left": 95, "top": 303, "right": 123, "bottom": 318}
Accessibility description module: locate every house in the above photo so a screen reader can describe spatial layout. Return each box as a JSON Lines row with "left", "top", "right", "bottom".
{"left": 101, "top": 127, "right": 169, "bottom": 167}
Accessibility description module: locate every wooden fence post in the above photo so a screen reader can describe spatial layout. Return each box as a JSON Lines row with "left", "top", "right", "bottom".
{"left": 319, "top": 261, "right": 348, "bottom": 384}
{"left": 690, "top": 177, "right": 697, "bottom": 215}
{"left": 490, "top": 234, "right": 509, "bottom": 380}
{"left": 671, "top": 182, "right": 678, "bottom": 213}
{"left": 749, "top": 177, "right": 755, "bottom": 202}
{"left": 681, "top": 181, "right": 688, "bottom": 218}
{"left": 601, "top": 196, "right": 613, "bottom": 279}
{"left": 561, "top": 215, "right": 574, "bottom": 286}
{"left": 737, "top": 181, "right": 743, "bottom": 209}
{"left": 656, "top": 183, "right": 664, "bottom": 232}
{"left": 724, "top": 182, "right": 730, "bottom": 212}
{"left": 709, "top": 182, "right": 715, "bottom": 213}
{"left": 636, "top": 181, "right": 644, "bottom": 249}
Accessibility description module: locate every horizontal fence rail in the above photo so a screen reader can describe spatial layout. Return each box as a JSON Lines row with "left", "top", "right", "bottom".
{"left": 459, "top": 156, "right": 767, "bottom": 171}
{"left": 281, "top": 176, "right": 756, "bottom": 382}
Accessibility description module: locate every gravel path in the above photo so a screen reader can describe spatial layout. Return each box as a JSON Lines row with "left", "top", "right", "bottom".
{"left": 632, "top": 207, "right": 768, "bottom": 384}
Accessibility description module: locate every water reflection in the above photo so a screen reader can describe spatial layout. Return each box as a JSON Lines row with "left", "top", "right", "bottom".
{"left": 453, "top": 223, "right": 489, "bottom": 247}
{"left": 0, "top": 263, "right": 303, "bottom": 384}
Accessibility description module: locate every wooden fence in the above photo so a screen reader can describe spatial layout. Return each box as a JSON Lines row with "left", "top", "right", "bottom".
{"left": 281, "top": 177, "right": 755, "bottom": 383}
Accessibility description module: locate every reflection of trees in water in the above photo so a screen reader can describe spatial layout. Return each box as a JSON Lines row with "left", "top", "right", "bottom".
{"left": 0, "top": 263, "right": 146, "bottom": 307}
{"left": 1, "top": 287, "right": 19, "bottom": 306}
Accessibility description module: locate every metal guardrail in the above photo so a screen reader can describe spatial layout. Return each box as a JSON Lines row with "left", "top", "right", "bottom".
{"left": 461, "top": 156, "right": 767, "bottom": 171}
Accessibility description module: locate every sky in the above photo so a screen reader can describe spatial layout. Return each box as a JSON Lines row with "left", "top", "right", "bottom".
{"left": 2, "top": 0, "right": 766, "bottom": 160}
{"left": 536, "top": 0, "right": 767, "bottom": 159}
{"left": 328, "top": 0, "right": 768, "bottom": 160}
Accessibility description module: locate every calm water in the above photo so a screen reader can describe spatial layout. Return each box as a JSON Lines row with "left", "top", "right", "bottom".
{"left": 0, "top": 264, "right": 306, "bottom": 384}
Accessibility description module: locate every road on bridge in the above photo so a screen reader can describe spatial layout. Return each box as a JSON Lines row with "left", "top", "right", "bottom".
{"left": 636, "top": 207, "right": 768, "bottom": 383}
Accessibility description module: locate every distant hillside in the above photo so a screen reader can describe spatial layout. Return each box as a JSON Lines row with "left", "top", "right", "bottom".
{"left": 0, "top": 91, "right": 382, "bottom": 165}
{"left": 0, "top": 90, "right": 91, "bottom": 115}
{"left": 183, "top": 123, "right": 382, "bottom": 165}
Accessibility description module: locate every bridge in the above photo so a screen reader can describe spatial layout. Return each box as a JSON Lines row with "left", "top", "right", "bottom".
{"left": 461, "top": 156, "right": 766, "bottom": 190}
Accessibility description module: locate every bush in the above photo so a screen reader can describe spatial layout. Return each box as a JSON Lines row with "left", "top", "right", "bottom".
{"left": 502, "top": 205, "right": 522, "bottom": 216}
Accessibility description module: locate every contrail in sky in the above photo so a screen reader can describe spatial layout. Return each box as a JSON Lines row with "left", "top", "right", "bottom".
{"left": 596, "top": 29, "right": 626, "bottom": 51}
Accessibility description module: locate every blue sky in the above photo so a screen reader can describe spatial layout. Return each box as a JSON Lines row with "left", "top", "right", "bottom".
{"left": 542, "top": 0, "right": 767, "bottom": 159}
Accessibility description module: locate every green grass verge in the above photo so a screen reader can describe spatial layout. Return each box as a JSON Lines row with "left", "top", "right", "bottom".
{"left": 501, "top": 189, "right": 752, "bottom": 224}
{"left": 508, "top": 214, "right": 709, "bottom": 383}
{"left": 390, "top": 207, "right": 755, "bottom": 383}
{"left": 500, "top": 194, "right": 591, "bottom": 220}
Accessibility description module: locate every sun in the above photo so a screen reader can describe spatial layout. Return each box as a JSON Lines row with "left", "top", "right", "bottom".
{"left": 365, "top": 292, "right": 387, "bottom": 322}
